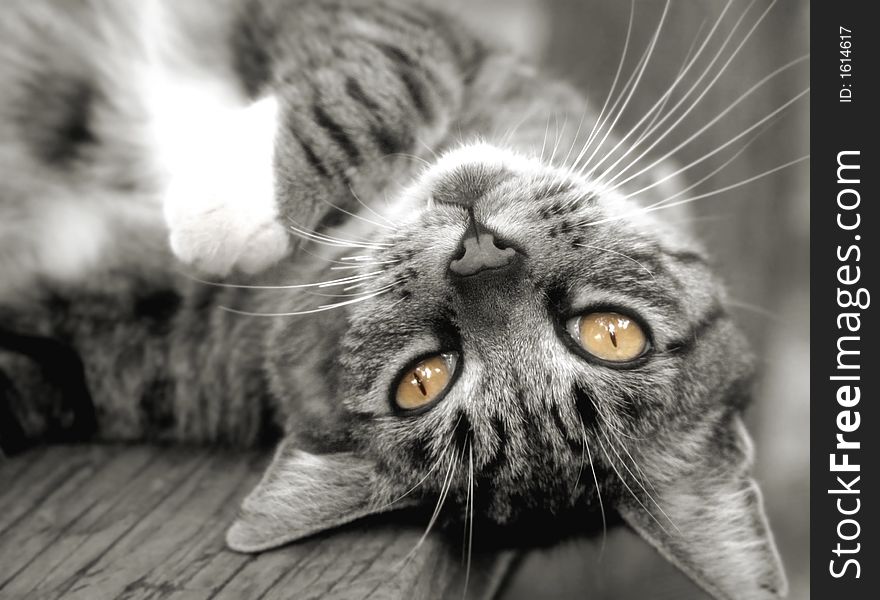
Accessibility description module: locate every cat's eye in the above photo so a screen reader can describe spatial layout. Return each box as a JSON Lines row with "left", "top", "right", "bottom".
{"left": 569, "top": 311, "right": 648, "bottom": 363}
{"left": 394, "top": 353, "right": 457, "bottom": 411}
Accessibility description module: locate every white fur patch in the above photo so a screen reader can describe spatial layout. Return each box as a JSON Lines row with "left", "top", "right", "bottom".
{"left": 155, "top": 94, "right": 289, "bottom": 275}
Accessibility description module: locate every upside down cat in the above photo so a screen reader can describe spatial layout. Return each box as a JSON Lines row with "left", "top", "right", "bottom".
{"left": 0, "top": 1, "right": 786, "bottom": 598}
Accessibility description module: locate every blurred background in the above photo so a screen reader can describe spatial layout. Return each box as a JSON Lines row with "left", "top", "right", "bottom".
{"left": 449, "top": 0, "right": 810, "bottom": 598}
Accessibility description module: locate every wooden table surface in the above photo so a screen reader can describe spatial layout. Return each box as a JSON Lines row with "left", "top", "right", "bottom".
{"left": 0, "top": 445, "right": 513, "bottom": 600}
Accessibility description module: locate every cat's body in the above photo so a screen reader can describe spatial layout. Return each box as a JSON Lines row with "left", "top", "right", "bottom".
{"left": 0, "top": 1, "right": 787, "bottom": 599}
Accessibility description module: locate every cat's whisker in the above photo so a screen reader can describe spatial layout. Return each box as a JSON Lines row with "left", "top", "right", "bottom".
{"left": 570, "top": 422, "right": 587, "bottom": 498}
{"left": 581, "top": 425, "right": 607, "bottom": 557}
{"left": 299, "top": 245, "right": 369, "bottom": 266}
{"left": 396, "top": 446, "right": 460, "bottom": 570}
{"left": 547, "top": 113, "right": 567, "bottom": 166}
{"left": 600, "top": 60, "right": 809, "bottom": 195}
{"left": 581, "top": 0, "right": 737, "bottom": 179}
{"left": 417, "top": 138, "right": 440, "bottom": 162}
{"left": 571, "top": 27, "right": 652, "bottom": 174}
{"left": 377, "top": 295, "right": 409, "bottom": 314}
{"left": 382, "top": 438, "right": 455, "bottom": 509}
{"left": 500, "top": 103, "right": 543, "bottom": 151}
{"left": 599, "top": 427, "right": 679, "bottom": 533}
{"left": 286, "top": 226, "right": 389, "bottom": 250}
{"left": 383, "top": 414, "right": 466, "bottom": 510}
{"left": 626, "top": 0, "right": 764, "bottom": 151}
{"left": 574, "top": 0, "right": 670, "bottom": 174}
{"left": 306, "top": 280, "right": 401, "bottom": 298}
{"left": 570, "top": 0, "right": 634, "bottom": 172}
{"left": 186, "top": 270, "right": 383, "bottom": 290}
{"left": 539, "top": 113, "right": 552, "bottom": 163}
{"left": 341, "top": 276, "right": 405, "bottom": 293}
{"left": 317, "top": 196, "right": 396, "bottom": 232}
{"left": 287, "top": 218, "right": 393, "bottom": 249}
{"left": 289, "top": 228, "right": 389, "bottom": 250}
{"left": 462, "top": 440, "right": 475, "bottom": 600}
{"left": 622, "top": 108, "right": 785, "bottom": 211}
{"left": 330, "top": 260, "right": 401, "bottom": 271}
{"left": 349, "top": 183, "right": 402, "bottom": 229}
{"left": 218, "top": 285, "right": 394, "bottom": 317}
{"left": 604, "top": 415, "right": 660, "bottom": 496}
{"left": 596, "top": 413, "right": 644, "bottom": 442}
{"left": 339, "top": 254, "right": 381, "bottom": 262}
{"left": 386, "top": 152, "right": 432, "bottom": 169}
{"left": 291, "top": 215, "right": 384, "bottom": 244}
{"left": 557, "top": 109, "right": 590, "bottom": 171}
{"left": 577, "top": 152, "right": 809, "bottom": 230}
{"left": 631, "top": 17, "right": 710, "bottom": 150}
{"left": 575, "top": 244, "right": 656, "bottom": 284}
{"left": 725, "top": 298, "right": 784, "bottom": 323}
{"left": 596, "top": 433, "right": 669, "bottom": 535}
{"left": 623, "top": 119, "right": 772, "bottom": 205}
{"left": 634, "top": 154, "right": 810, "bottom": 218}
{"left": 587, "top": 0, "right": 764, "bottom": 183}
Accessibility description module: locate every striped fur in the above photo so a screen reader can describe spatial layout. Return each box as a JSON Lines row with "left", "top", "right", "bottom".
{"left": 0, "top": 1, "right": 785, "bottom": 598}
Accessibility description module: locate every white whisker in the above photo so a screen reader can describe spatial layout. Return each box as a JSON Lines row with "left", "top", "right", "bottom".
{"left": 575, "top": 0, "right": 670, "bottom": 173}
{"left": 395, "top": 447, "right": 459, "bottom": 569}
{"left": 582, "top": 426, "right": 607, "bottom": 557}
{"left": 187, "top": 271, "right": 383, "bottom": 290}
{"left": 581, "top": 0, "right": 737, "bottom": 178}
{"left": 349, "top": 184, "right": 400, "bottom": 228}
{"left": 462, "top": 440, "right": 475, "bottom": 600}
{"left": 287, "top": 219, "right": 392, "bottom": 249}
{"left": 218, "top": 286, "right": 394, "bottom": 317}
{"left": 575, "top": 244, "right": 657, "bottom": 284}
{"left": 571, "top": 0, "right": 635, "bottom": 169}
{"left": 624, "top": 119, "right": 772, "bottom": 204}
{"left": 602, "top": 57, "right": 809, "bottom": 193}
{"left": 632, "top": 154, "right": 809, "bottom": 219}
{"left": 600, "top": 427, "right": 679, "bottom": 533}
{"left": 596, "top": 432, "right": 668, "bottom": 535}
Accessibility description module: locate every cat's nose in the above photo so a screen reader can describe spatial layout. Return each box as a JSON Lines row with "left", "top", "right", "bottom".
{"left": 449, "top": 228, "right": 518, "bottom": 278}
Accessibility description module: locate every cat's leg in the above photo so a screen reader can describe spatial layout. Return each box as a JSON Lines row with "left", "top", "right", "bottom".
{"left": 158, "top": 0, "right": 485, "bottom": 275}
{"left": 157, "top": 92, "right": 290, "bottom": 276}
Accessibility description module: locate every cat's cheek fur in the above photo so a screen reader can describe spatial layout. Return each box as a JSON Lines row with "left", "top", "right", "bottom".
{"left": 158, "top": 95, "right": 289, "bottom": 275}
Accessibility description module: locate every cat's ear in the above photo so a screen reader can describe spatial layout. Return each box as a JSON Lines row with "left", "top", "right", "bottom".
{"left": 226, "top": 437, "right": 402, "bottom": 553}
{"left": 616, "top": 417, "right": 787, "bottom": 600}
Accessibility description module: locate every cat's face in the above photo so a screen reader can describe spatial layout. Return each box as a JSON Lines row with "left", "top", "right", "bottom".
{"left": 335, "top": 143, "right": 750, "bottom": 521}
{"left": 231, "top": 144, "right": 786, "bottom": 600}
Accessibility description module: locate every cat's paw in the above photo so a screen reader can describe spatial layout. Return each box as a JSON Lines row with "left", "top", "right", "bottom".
{"left": 166, "top": 203, "right": 290, "bottom": 277}
{"left": 159, "top": 97, "right": 289, "bottom": 276}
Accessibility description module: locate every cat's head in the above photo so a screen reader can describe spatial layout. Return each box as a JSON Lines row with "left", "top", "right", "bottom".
{"left": 228, "top": 143, "right": 786, "bottom": 600}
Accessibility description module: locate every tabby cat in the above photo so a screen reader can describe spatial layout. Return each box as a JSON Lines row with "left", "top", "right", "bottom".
{"left": 0, "top": 1, "right": 787, "bottom": 598}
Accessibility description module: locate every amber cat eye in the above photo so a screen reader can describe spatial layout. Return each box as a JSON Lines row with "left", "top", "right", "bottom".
{"left": 395, "top": 354, "right": 456, "bottom": 411}
{"left": 573, "top": 312, "right": 647, "bottom": 362}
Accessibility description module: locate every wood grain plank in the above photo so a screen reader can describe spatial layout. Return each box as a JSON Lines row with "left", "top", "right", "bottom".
{"left": 98, "top": 452, "right": 263, "bottom": 600}
{"left": 0, "top": 446, "right": 48, "bottom": 495}
{"left": 48, "top": 449, "right": 213, "bottom": 600}
{"left": 0, "top": 446, "right": 92, "bottom": 537}
{"left": 0, "top": 446, "right": 155, "bottom": 597}
{"left": 0, "top": 447, "right": 513, "bottom": 600}
{"left": 0, "top": 445, "right": 135, "bottom": 590}
{"left": 13, "top": 447, "right": 208, "bottom": 599}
